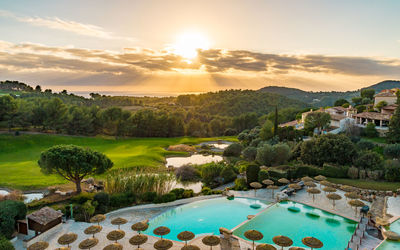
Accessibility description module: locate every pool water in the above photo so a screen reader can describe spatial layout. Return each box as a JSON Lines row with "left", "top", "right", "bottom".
{"left": 145, "top": 197, "right": 268, "bottom": 241}
{"left": 378, "top": 219, "right": 400, "bottom": 249}
{"left": 165, "top": 154, "right": 223, "bottom": 168}
{"left": 234, "top": 201, "right": 357, "bottom": 249}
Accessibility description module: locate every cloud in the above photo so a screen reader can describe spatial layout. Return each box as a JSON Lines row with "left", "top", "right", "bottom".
{"left": 0, "top": 10, "right": 135, "bottom": 41}
{"left": 0, "top": 41, "right": 399, "bottom": 91}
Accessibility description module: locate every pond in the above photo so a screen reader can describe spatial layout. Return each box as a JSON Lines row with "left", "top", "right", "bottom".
{"left": 165, "top": 154, "right": 223, "bottom": 168}
{"left": 0, "top": 189, "right": 44, "bottom": 203}
{"left": 197, "top": 140, "right": 232, "bottom": 152}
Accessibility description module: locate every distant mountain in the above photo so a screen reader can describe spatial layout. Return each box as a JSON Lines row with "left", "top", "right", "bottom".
{"left": 259, "top": 80, "right": 400, "bottom": 107}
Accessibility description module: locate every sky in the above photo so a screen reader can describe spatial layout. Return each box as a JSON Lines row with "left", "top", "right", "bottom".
{"left": 0, "top": 0, "right": 400, "bottom": 95}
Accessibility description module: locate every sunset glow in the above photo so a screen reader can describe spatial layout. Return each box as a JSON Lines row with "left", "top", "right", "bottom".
{"left": 172, "top": 31, "right": 210, "bottom": 60}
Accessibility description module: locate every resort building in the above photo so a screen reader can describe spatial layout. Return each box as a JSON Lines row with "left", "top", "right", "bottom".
{"left": 374, "top": 88, "right": 399, "bottom": 106}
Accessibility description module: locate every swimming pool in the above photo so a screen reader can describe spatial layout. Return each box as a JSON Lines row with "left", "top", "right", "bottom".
{"left": 145, "top": 197, "right": 269, "bottom": 241}
{"left": 378, "top": 219, "right": 400, "bottom": 249}
{"left": 234, "top": 201, "right": 357, "bottom": 249}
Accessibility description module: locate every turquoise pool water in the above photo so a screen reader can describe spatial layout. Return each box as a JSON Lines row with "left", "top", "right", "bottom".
{"left": 234, "top": 201, "right": 357, "bottom": 249}
{"left": 145, "top": 197, "right": 268, "bottom": 241}
{"left": 378, "top": 219, "right": 400, "bottom": 249}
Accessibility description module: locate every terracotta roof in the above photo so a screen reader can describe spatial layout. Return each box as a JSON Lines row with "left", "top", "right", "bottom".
{"left": 27, "top": 206, "right": 62, "bottom": 225}
{"left": 330, "top": 114, "right": 347, "bottom": 121}
{"left": 353, "top": 112, "right": 391, "bottom": 121}
{"left": 279, "top": 120, "right": 298, "bottom": 127}
{"left": 382, "top": 104, "right": 398, "bottom": 111}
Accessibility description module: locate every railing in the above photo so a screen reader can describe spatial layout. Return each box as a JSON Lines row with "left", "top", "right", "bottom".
{"left": 346, "top": 217, "right": 367, "bottom": 250}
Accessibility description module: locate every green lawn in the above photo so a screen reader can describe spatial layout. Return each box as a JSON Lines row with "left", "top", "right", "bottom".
{"left": 361, "top": 136, "right": 388, "bottom": 144}
{"left": 0, "top": 134, "right": 236, "bottom": 190}
{"left": 328, "top": 178, "right": 400, "bottom": 191}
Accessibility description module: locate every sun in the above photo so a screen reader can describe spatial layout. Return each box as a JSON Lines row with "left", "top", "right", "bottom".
{"left": 172, "top": 31, "right": 210, "bottom": 60}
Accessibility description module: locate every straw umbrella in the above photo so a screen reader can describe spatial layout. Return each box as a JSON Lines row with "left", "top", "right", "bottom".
{"left": 111, "top": 217, "right": 127, "bottom": 229}
{"left": 28, "top": 241, "right": 49, "bottom": 250}
{"left": 376, "top": 217, "right": 390, "bottom": 227}
{"left": 267, "top": 185, "right": 279, "bottom": 198}
{"left": 202, "top": 235, "right": 220, "bottom": 250}
{"left": 84, "top": 225, "right": 102, "bottom": 238}
{"left": 57, "top": 233, "right": 78, "bottom": 247}
{"left": 304, "top": 182, "right": 316, "bottom": 189}
{"left": 278, "top": 178, "right": 290, "bottom": 185}
{"left": 344, "top": 192, "right": 360, "bottom": 201}
{"left": 383, "top": 231, "right": 400, "bottom": 240}
{"left": 273, "top": 235, "right": 293, "bottom": 250}
{"left": 262, "top": 179, "right": 274, "bottom": 186}
{"left": 154, "top": 226, "right": 171, "bottom": 239}
{"left": 131, "top": 221, "right": 149, "bottom": 234}
{"left": 319, "top": 180, "right": 331, "bottom": 188}
{"left": 129, "top": 234, "right": 148, "bottom": 248}
{"left": 307, "top": 188, "right": 321, "bottom": 202}
{"left": 302, "top": 237, "right": 323, "bottom": 249}
{"left": 348, "top": 199, "right": 365, "bottom": 216}
{"left": 256, "top": 244, "right": 277, "bottom": 250}
{"left": 154, "top": 239, "right": 173, "bottom": 250}
{"left": 250, "top": 182, "right": 263, "bottom": 197}
{"left": 79, "top": 238, "right": 99, "bottom": 250}
{"left": 55, "top": 248, "right": 70, "bottom": 250}
{"left": 244, "top": 230, "right": 264, "bottom": 250}
{"left": 322, "top": 187, "right": 336, "bottom": 194}
{"left": 90, "top": 214, "right": 106, "bottom": 225}
{"left": 289, "top": 247, "right": 305, "bottom": 250}
{"left": 178, "top": 231, "right": 195, "bottom": 246}
{"left": 301, "top": 176, "right": 313, "bottom": 182}
{"left": 107, "top": 230, "right": 125, "bottom": 243}
{"left": 326, "top": 193, "right": 342, "bottom": 208}
{"left": 341, "top": 185, "right": 355, "bottom": 192}
{"left": 289, "top": 183, "right": 301, "bottom": 190}
{"left": 182, "top": 245, "right": 200, "bottom": 250}
{"left": 314, "top": 175, "right": 326, "bottom": 182}
{"left": 103, "top": 243, "right": 123, "bottom": 250}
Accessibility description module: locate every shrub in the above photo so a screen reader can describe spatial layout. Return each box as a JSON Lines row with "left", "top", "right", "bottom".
{"left": 321, "top": 164, "right": 349, "bottom": 178}
{"left": 71, "top": 193, "right": 95, "bottom": 204}
{"left": 256, "top": 144, "right": 274, "bottom": 166}
{"left": 357, "top": 141, "right": 375, "bottom": 151}
{"left": 201, "top": 163, "right": 224, "bottom": 187}
{"left": 93, "top": 192, "right": 110, "bottom": 207}
{"left": 359, "top": 169, "right": 367, "bottom": 179}
{"left": 182, "top": 189, "right": 194, "bottom": 198}
{"left": 220, "top": 166, "right": 237, "bottom": 183}
{"left": 347, "top": 167, "right": 359, "bottom": 179}
{"left": 0, "top": 235, "right": 14, "bottom": 250}
{"left": 141, "top": 191, "right": 157, "bottom": 202}
{"left": 363, "top": 122, "right": 378, "bottom": 138}
{"left": 354, "top": 151, "right": 383, "bottom": 170}
{"left": 223, "top": 143, "right": 243, "bottom": 157}
{"left": 242, "top": 146, "right": 257, "bottom": 161}
{"left": 170, "top": 188, "right": 185, "bottom": 199}
{"left": 384, "top": 144, "right": 400, "bottom": 159}
{"left": 234, "top": 178, "right": 248, "bottom": 190}
{"left": 289, "top": 165, "right": 319, "bottom": 179}
{"left": 109, "top": 193, "right": 135, "bottom": 207}
{"left": 258, "top": 169, "right": 269, "bottom": 183}
{"left": 224, "top": 128, "right": 237, "bottom": 136}
{"left": 201, "top": 187, "right": 212, "bottom": 195}
{"left": 155, "top": 193, "right": 176, "bottom": 203}
{"left": 0, "top": 200, "right": 27, "bottom": 239}
{"left": 246, "top": 164, "right": 260, "bottom": 185}
{"left": 366, "top": 170, "right": 383, "bottom": 181}
{"left": 272, "top": 143, "right": 291, "bottom": 165}
{"left": 384, "top": 160, "right": 400, "bottom": 182}
{"left": 175, "top": 165, "right": 200, "bottom": 182}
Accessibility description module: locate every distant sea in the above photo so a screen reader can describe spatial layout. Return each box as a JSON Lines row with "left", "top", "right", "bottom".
{"left": 71, "top": 91, "right": 205, "bottom": 98}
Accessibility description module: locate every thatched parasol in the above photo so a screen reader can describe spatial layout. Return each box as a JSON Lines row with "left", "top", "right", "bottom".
{"left": 103, "top": 243, "right": 123, "bottom": 250}
{"left": 289, "top": 184, "right": 301, "bottom": 190}
{"left": 250, "top": 182, "right": 263, "bottom": 197}
{"left": 307, "top": 188, "right": 321, "bottom": 202}
{"left": 79, "top": 238, "right": 99, "bottom": 250}
{"left": 314, "top": 175, "right": 326, "bottom": 181}
{"left": 322, "top": 187, "right": 336, "bottom": 193}
{"left": 341, "top": 185, "right": 355, "bottom": 192}
{"left": 154, "top": 239, "right": 173, "bottom": 250}
{"left": 153, "top": 226, "right": 171, "bottom": 239}
{"left": 129, "top": 234, "right": 148, "bottom": 248}
{"left": 302, "top": 237, "right": 323, "bottom": 249}
{"left": 262, "top": 179, "right": 274, "bottom": 185}
{"left": 348, "top": 199, "right": 365, "bottom": 216}
{"left": 131, "top": 221, "right": 149, "bottom": 234}
{"left": 202, "top": 235, "right": 220, "bottom": 249}
{"left": 111, "top": 217, "right": 127, "bottom": 229}
{"left": 272, "top": 235, "right": 293, "bottom": 250}
{"left": 344, "top": 192, "right": 360, "bottom": 200}
{"left": 256, "top": 244, "right": 277, "bottom": 250}
{"left": 384, "top": 230, "right": 400, "bottom": 240}
{"left": 28, "top": 241, "right": 49, "bottom": 250}
{"left": 55, "top": 248, "right": 70, "bottom": 250}
{"left": 278, "top": 178, "right": 290, "bottom": 185}
{"left": 326, "top": 193, "right": 342, "bottom": 208}
{"left": 267, "top": 185, "right": 279, "bottom": 198}
{"left": 84, "top": 225, "right": 102, "bottom": 238}
{"left": 304, "top": 182, "right": 316, "bottom": 188}
{"left": 106, "top": 229, "right": 125, "bottom": 243}
{"left": 244, "top": 230, "right": 263, "bottom": 250}
{"left": 376, "top": 217, "right": 390, "bottom": 227}
{"left": 57, "top": 233, "right": 78, "bottom": 247}
{"left": 177, "top": 231, "right": 195, "bottom": 245}
{"left": 301, "top": 176, "right": 313, "bottom": 182}
{"left": 289, "top": 247, "right": 305, "bottom": 250}
{"left": 90, "top": 214, "right": 106, "bottom": 225}
{"left": 181, "top": 245, "right": 201, "bottom": 250}
{"left": 319, "top": 180, "right": 331, "bottom": 187}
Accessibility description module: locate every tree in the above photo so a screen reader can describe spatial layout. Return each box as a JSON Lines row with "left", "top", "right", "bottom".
{"left": 260, "top": 120, "right": 274, "bottom": 140}
{"left": 384, "top": 144, "right": 400, "bottom": 159}
{"left": 361, "top": 89, "right": 375, "bottom": 100}
{"left": 364, "top": 122, "right": 378, "bottom": 138}
{"left": 256, "top": 144, "right": 274, "bottom": 166}
{"left": 242, "top": 146, "right": 257, "bottom": 161}
{"left": 223, "top": 143, "right": 243, "bottom": 157}
{"left": 304, "top": 112, "right": 331, "bottom": 134}
{"left": 352, "top": 97, "right": 363, "bottom": 106}
{"left": 38, "top": 145, "right": 113, "bottom": 193}
{"left": 354, "top": 151, "right": 383, "bottom": 170}
{"left": 35, "top": 85, "right": 42, "bottom": 92}
{"left": 0, "top": 95, "right": 17, "bottom": 122}
{"left": 375, "top": 100, "right": 388, "bottom": 111}
{"left": 334, "top": 99, "right": 349, "bottom": 107}
{"left": 388, "top": 102, "right": 400, "bottom": 143}
{"left": 384, "top": 160, "right": 400, "bottom": 182}
{"left": 274, "top": 106, "right": 278, "bottom": 136}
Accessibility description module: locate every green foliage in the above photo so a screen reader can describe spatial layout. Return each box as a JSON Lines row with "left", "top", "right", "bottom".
{"left": 141, "top": 192, "right": 157, "bottom": 202}
{"left": 357, "top": 140, "right": 375, "bottom": 151}
{"left": 363, "top": 123, "right": 378, "bottom": 138}
{"left": 388, "top": 105, "right": 400, "bottom": 143}
{"left": 375, "top": 100, "right": 388, "bottom": 111}
{"left": 169, "top": 188, "right": 185, "bottom": 199}
{"left": 201, "top": 187, "right": 212, "bottom": 195}
{"left": 200, "top": 163, "right": 224, "bottom": 187}
{"left": 347, "top": 167, "right": 359, "bottom": 179}
{"left": 352, "top": 97, "right": 363, "bottom": 106}
{"left": 246, "top": 164, "right": 260, "bottom": 185}
{"left": 223, "top": 143, "right": 243, "bottom": 157}
{"left": 260, "top": 120, "right": 274, "bottom": 140}
{"left": 174, "top": 165, "right": 200, "bottom": 182}
{"left": 289, "top": 165, "right": 319, "bottom": 179}
{"left": 220, "top": 165, "right": 237, "bottom": 183}
{"left": 81, "top": 200, "right": 96, "bottom": 222}
{"left": 361, "top": 89, "right": 375, "bottom": 100}
{"left": 0, "top": 235, "right": 14, "bottom": 250}
{"left": 154, "top": 193, "right": 176, "bottom": 203}
{"left": 384, "top": 144, "right": 400, "bottom": 159}
{"left": 242, "top": 146, "right": 257, "bottom": 161}
{"left": 304, "top": 112, "right": 331, "bottom": 133}
{"left": 38, "top": 145, "right": 113, "bottom": 193}
{"left": 321, "top": 164, "right": 349, "bottom": 178}
{"left": 256, "top": 144, "right": 274, "bottom": 166}
{"left": 273, "top": 143, "right": 291, "bottom": 165}
{"left": 384, "top": 160, "right": 400, "bottom": 182}
{"left": 354, "top": 151, "right": 383, "bottom": 170}
{"left": 334, "top": 99, "right": 349, "bottom": 107}
{"left": 258, "top": 169, "right": 269, "bottom": 183}
{"left": 93, "top": 192, "right": 110, "bottom": 207}
{"left": 71, "top": 193, "right": 95, "bottom": 204}
{"left": 109, "top": 192, "right": 136, "bottom": 207}
{"left": 0, "top": 200, "right": 27, "bottom": 239}
{"left": 234, "top": 178, "right": 248, "bottom": 190}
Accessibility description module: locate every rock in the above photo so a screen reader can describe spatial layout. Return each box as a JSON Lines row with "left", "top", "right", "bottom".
{"left": 247, "top": 215, "right": 255, "bottom": 220}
